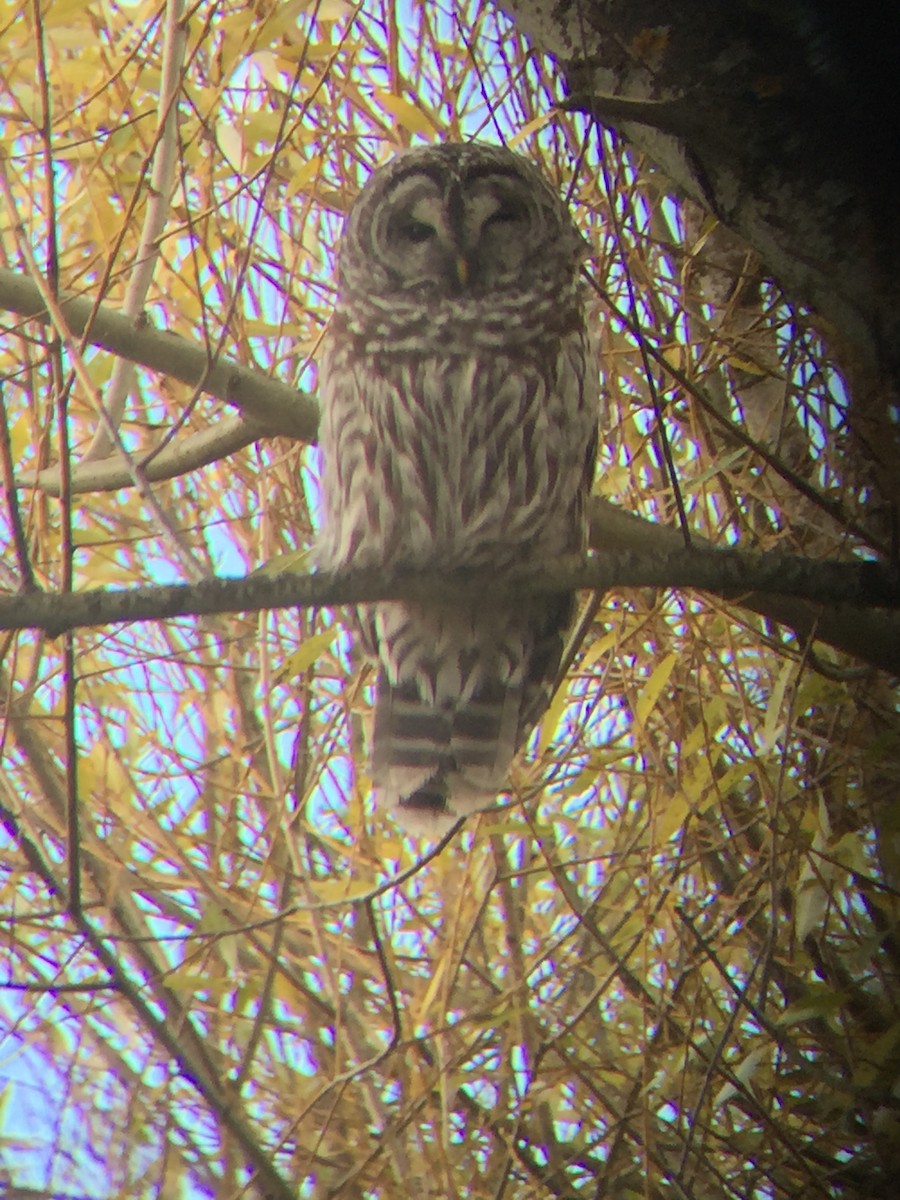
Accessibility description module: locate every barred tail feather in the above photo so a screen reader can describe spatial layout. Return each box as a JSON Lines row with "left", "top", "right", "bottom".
{"left": 372, "top": 675, "right": 524, "bottom": 831}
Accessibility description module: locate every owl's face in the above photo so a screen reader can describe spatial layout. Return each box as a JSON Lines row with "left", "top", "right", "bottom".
{"left": 336, "top": 143, "right": 587, "bottom": 301}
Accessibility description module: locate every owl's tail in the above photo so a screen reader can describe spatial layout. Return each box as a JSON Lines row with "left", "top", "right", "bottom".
{"left": 371, "top": 676, "right": 524, "bottom": 830}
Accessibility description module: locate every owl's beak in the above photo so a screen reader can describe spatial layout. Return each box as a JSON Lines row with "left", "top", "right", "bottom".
{"left": 454, "top": 255, "right": 470, "bottom": 289}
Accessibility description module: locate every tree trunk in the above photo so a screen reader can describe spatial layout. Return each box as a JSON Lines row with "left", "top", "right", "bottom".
{"left": 502, "top": 0, "right": 900, "bottom": 505}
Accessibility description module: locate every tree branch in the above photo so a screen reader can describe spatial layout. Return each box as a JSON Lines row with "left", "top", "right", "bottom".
{"left": 82, "top": 0, "right": 188, "bottom": 462}
{"left": 589, "top": 498, "right": 900, "bottom": 677}
{"left": 3, "top": 271, "right": 895, "bottom": 675}
{"left": 0, "top": 548, "right": 896, "bottom": 670}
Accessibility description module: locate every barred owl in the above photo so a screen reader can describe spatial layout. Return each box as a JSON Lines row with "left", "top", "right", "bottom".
{"left": 317, "top": 142, "right": 597, "bottom": 831}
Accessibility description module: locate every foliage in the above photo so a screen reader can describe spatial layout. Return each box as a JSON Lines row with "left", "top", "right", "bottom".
{"left": 0, "top": 1, "right": 897, "bottom": 1198}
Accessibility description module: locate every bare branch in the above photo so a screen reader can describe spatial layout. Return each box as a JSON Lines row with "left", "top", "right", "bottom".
{"left": 590, "top": 497, "right": 900, "bottom": 676}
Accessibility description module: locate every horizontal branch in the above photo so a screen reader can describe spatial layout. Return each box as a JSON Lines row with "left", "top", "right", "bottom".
{"left": 588, "top": 500, "right": 900, "bottom": 675}
{"left": 1, "top": 546, "right": 897, "bottom": 660}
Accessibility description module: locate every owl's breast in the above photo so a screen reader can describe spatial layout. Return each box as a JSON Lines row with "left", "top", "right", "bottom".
{"left": 317, "top": 322, "right": 595, "bottom": 574}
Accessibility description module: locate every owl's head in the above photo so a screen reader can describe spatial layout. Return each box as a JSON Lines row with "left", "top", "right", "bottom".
{"left": 335, "top": 142, "right": 588, "bottom": 301}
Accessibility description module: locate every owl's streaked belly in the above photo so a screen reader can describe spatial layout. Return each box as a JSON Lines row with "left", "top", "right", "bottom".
{"left": 317, "top": 335, "right": 592, "bottom": 573}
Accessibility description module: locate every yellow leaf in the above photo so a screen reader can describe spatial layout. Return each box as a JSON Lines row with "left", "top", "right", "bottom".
{"left": 657, "top": 748, "right": 747, "bottom": 842}
{"left": 165, "top": 970, "right": 234, "bottom": 999}
{"left": 286, "top": 154, "right": 323, "bottom": 199}
{"left": 726, "top": 354, "right": 768, "bottom": 376}
{"left": 244, "top": 110, "right": 286, "bottom": 151}
{"left": 86, "top": 743, "right": 132, "bottom": 800}
{"left": 417, "top": 952, "right": 449, "bottom": 1021}
{"left": 716, "top": 758, "right": 757, "bottom": 801}
{"left": 537, "top": 681, "right": 571, "bottom": 756}
{"left": 507, "top": 113, "right": 555, "bottom": 147}
{"left": 378, "top": 93, "right": 439, "bottom": 138}
{"left": 714, "top": 1048, "right": 766, "bottom": 1109}
{"left": 75, "top": 548, "right": 135, "bottom": 588}
{"left": 253, "top": 49, "right": 285, "bottom": 89}
{"left": 8, "top": 411, "right": 33, "bottom": 463}
{"left": 310, "top": 0, "right": 354, "bottom": 22}
{"left": 831, "top": 829, "right": 868, "bottom": 874}
{"left": 689, "top": 448, "right": 747, "bottom": 488}
{"left": 259, "top": 0, "right": 345, "bottom": 37}
{"left": 255, "top": 548, "right": 313, "bottom": 576}
{"left": 273, "top": 971, "right": 308, "bottom": 1008}
{"left": 760, "top": 658, "right": 797, "bottom": 753}
{"left": 680, "top": 719, "right": 708, "bottom": 761}
{"left": 5, "top": 69, "right": 37, "bottom": 122}
{"left": 795, "top": 827, "right": 833, "bottom": 942}
{"left": 579, "top": 625, "right": 623, "bottom": 670}
{"left": 633, "top": 652, "right": 678, "bottom": 728}
{"left": 41, "top": 0, "right": 93, "bottom": 29}
{"left": 217, "top": 122, "right": 245, "bottom": 170}
{"left": 780, "top": 984, "right": 845, "bottom": 1027}
{"left": 279, "top": 630, "right": 336, "bottom": 678}
{"left": 305, "top": 875, "right": 375, "bottom": 905}
{"left": 690, "top": 214, "right": 719, "bottom": 256}
{"left": 654, "top": 789, "right": 690, "bottom": 843}
{"left": 660, "top": 343, "right": 686, "bottom": 374}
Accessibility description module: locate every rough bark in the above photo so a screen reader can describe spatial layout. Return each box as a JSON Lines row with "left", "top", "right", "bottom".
{"left": 502, "top": 0, "right": 900, "bottom": 504}
{"left": 2, "top": 543, "right": 898, "bottom": 674}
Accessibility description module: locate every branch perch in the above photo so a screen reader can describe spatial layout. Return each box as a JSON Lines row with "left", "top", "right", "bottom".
{"left": 0, "top": 548, "right": 896, "bottom": 668}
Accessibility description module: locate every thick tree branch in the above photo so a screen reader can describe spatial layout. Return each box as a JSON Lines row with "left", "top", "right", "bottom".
{"left": 589, "top": 499, "right": 900, "bottom": 676}
{"left": 503, "top": 0, "right": 900, "bottom": 513}
{"left": 1, "top": 548, "right": 897, "bottom": 672}
{"left": 504, "top": 2, "right": 900, "bottom": 373}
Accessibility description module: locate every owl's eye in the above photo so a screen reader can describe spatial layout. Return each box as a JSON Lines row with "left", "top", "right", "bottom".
{"left": 485, "top": 204, "right": 526, "bottom": 229}
{"left": 396, "top": 218, "right": 435, "bottom": 244}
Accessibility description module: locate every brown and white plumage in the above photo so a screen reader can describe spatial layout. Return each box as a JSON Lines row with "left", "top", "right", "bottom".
{"left": 316, "top": 142, "right": 597, "bottom": 830}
